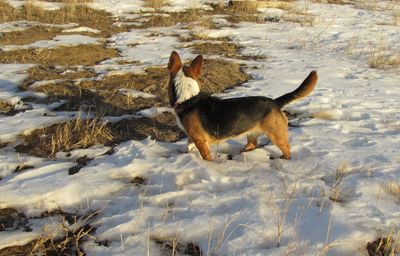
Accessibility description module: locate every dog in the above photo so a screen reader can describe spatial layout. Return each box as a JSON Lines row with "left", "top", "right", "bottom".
{"left": 167, "top": 51, "right": 318, "bottom": 161}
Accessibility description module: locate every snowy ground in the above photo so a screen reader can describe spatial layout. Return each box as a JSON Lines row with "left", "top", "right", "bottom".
{"left": 0, "top": 0, "right": 399, "bottom": 255}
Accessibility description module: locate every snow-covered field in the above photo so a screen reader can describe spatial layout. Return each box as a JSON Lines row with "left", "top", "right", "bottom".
{"left": 0, "top": 0, "right": 399, "bottom": 255}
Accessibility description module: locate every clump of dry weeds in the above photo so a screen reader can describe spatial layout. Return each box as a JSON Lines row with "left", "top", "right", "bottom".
{"left": 0, "top": 45, "right": 119, "bottom": 66}
{"left": 0, "top": 1, "right": 122, "bottom": 37}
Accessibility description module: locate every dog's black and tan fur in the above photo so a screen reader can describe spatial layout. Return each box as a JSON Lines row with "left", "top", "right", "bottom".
{"left": 168, "top": 51, "right": 318, "bottom": 161}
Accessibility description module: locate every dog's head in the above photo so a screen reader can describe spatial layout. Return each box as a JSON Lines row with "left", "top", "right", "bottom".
{"left": 167, "top": 51, "right": 203, "bottom": 106}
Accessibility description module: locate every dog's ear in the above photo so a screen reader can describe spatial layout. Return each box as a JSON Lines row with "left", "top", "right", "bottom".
{"left": 168, "top": 51, "right": 182, "bottom": 74}
{"left": 189, "top": 55, "right": 203, "bottom": 78}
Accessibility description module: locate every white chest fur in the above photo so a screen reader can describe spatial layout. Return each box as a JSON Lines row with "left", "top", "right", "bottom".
{"left": 173, "top": 69, "right": 200, "bottom": 104}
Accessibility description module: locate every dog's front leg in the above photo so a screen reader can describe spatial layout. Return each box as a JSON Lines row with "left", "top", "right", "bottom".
{"left": 193, "top": 139, "right": 212, "bottom": 161}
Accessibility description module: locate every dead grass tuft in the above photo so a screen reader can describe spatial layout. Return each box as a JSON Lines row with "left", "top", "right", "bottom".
{"left": 145, "top": 0, "right": 168, "bottom": 10}
{"left": 0, "top": 45, "right": 119, "bottom": 66}
{"left": 0, "top": 1, "right": 120, "bottom": 37}
{"left": 15, "top": 112, "right": 113, "bottom": 157}
{"left": 26, "top": 65, "right": 96, "bottom": 82}
{"left": 189, "top": 41, "right": 243, "bottom": 59}
{"left": 0, "top": 26, "right": 61, "bottom": 46}
{"left": 138, "top": 9, "right": 216, "bottom": 29}
{"left": 15, "top": 112, "right": 184, "bottom": 157}
{"left": 49, "top": 113, "right": 114, "bottom": 157}
{"left": 282, "top": 2, "right": 315, "bottom": 26}
{"left": 0, "top": 100, "right": 13, "bottom": 114}
{"left": 0, "top": 209, "right": 98, "bottom": 256}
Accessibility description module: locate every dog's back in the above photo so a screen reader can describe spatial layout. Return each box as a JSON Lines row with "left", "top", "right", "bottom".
{"left": 177, "top": 94, "right": 279, "bottom": 139}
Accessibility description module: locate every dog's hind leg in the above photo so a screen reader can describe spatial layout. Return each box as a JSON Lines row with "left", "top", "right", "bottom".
{"left": 262, "top": 111, "right": 291, "bottom": 160}
{"left": 242, "top": 134, "right": 258, "bottom": 152}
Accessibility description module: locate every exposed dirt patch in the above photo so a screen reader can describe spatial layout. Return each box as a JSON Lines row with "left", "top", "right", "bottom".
{"left": 189, "top": 42, "right": 243, "bottom": 59}
{"left": 0, "top": 208, "right": 29, "bottom": 232}
{"left": 68, "top": 156, "right": 92, "bottom": 175}
{"left": 129, "top": 176, "right": 146, "bottom": 186}
{"left": 15, "top": 112, "right": 184, "bottom": 157}
{"left": 0, "top": 44, "right": 119, "bottom": 66}
{"left": 153, "top": 237, "right": 203, "bottom": 256}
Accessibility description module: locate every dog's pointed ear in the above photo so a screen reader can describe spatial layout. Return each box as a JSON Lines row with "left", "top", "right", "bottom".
{"left": 189, "top": 55, "right": 203, "bottom": 78}
{"left": 168, "top": 51, "right": 182, "bottom": 74}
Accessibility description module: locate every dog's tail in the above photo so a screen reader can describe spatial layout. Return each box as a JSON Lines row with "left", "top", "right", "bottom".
{"left": 274, "top": 71, "right": 318, "bottom": 109}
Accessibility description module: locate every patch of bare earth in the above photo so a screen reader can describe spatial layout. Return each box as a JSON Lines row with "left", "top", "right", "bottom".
{"left": 0, "top": 208, "right": 29, "bottom": 232}
{"left": 0, "top": 45, "right": 119, "bottom": 66}
{"left": 153, "top": 237, "right": 203, "bottom": 256}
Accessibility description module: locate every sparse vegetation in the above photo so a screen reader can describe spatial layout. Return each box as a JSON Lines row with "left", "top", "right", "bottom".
{"left": 0, "top": 45, "right": 119, "bottom": 66}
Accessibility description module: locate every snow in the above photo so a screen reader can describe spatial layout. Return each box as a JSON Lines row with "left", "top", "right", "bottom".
{"left": 1, "top": 0, "right": 400, "bottom": 255}
{"left": 62, "top": 26, "right": 101, "bottom": 34}
{"left": 1, "top": 35, "right": 101, "bottom": 51}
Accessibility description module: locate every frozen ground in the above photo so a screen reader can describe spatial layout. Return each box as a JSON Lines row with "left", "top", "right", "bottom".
{"left": 0, "top": 0, "right": 399, "bottom": 255}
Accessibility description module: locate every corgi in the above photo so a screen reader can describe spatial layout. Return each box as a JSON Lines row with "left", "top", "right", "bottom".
{"left": 167, "top": 51, "right": 318, "bottom": 161}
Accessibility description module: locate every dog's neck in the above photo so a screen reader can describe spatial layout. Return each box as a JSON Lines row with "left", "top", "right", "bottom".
{"left": 173, "top": 69, "right": 200, "bottom": 105}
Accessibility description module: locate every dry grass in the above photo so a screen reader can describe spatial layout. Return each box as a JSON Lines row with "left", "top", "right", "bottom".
{"left": 0, "top": 100, "right": 13, "bottom": 114}
{"left": 26, "top": 59, "right": 249, "bottom": 116}
{"left": 15, "top": 112, "right": 184, "bottom": 157}
{"left": 49, "top": 113, "right": 113, "bottom": 156}
{"left": 0, "top": 45, "right": 119, "bottom": 66}
{"left": 145, "top": 0, "right": 168, "bottom": 10}
{"left": 137, "top": 9, "right": 216, "bottom": 29}
{"left": 15, "top": 112, "right": 113, "bottom": 157}
{"left": 384, "top": 182, "right": 400, "bottom": 201}
{"left": 0, "top": 1, "right": 120, "bottom": 37}
{"left": 368, "top": 51, "right": 400, "bottom": 70}
{"left": 0, "top": 210, "right": 98, "bottom": 256}
{"left": 282, "top": 3, "right": 315, "bottom": 26}
{"left": 189, "top": 42, "right": 243, "bottom": 59}
{"left": 0, "top": 26, "right": 61, "bottom": 46}
{"left": 26, "top": 65, "right": 96, "bottom": 82}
